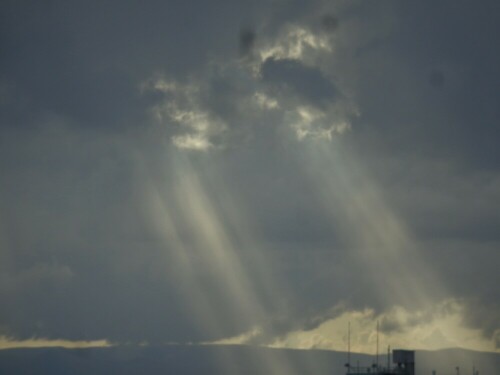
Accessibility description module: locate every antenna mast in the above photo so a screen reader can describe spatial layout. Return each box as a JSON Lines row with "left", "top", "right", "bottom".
{"left": 347, "top": 321, "right": 351, "bottom": 373}
{"left": 387, "top": 345, "right": 390, "bottom": 370}
{"left": 376, "top": 321, "right": 379, "bottom": 370}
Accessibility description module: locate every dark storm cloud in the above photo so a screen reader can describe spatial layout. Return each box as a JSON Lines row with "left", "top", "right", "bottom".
{"left": 348, "top": 0, "right": 500, "bottom": 169}
{"left": 320, "top": 14, "right": 339, "bottom": 33}
{"left": 261, "top": 58, "right": 338, "bottom": 105}
{"left": 239, "top": 28, "right": 256, "bottom": 57}
{"left": 0, "top": 2, "right": 148, "bottom": 129}
{"left": 336, "top": 0, "right": 500, "bottom": 342}
{"left": 0, "top": 0, "right": 268, "bottom": 129}
{"left": 0, "top": 0, "right": 499, "bottom": 348}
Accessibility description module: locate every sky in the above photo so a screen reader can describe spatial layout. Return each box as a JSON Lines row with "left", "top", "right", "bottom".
{"left": 0, "top": 0, "right": 499, "bottom": 357}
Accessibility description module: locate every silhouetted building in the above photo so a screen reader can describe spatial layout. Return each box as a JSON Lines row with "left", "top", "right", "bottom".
{"left": 345, "top": 349, "right": 415, "bottom": 375}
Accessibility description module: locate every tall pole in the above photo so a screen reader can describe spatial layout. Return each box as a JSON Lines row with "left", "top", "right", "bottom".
{"left": 348, "top": 321, "right": 351, "bottom": 373}
{"left": 376, "top": 321, "right": 379, "bottom": 370}
{"left": 387, "top": 345, "right": 390, "bottom": 370}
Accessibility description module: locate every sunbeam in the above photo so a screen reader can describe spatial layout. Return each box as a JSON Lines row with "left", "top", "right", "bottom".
{"left": 140, "top": 149, "right": 302, "bottom": 374}
{"left": 297, "top": 138, "right": 448, "bottom": 311}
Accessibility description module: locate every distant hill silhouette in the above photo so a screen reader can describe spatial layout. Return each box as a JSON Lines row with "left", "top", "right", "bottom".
{"left": 0, "top": 345, "right": 498, "bottom": 375}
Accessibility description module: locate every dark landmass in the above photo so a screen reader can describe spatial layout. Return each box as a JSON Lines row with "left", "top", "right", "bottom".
{"left": 0, "top": 345, "right": 498, "bottom": 375}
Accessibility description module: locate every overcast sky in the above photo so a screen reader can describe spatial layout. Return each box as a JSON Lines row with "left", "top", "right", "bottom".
{"left": 0, "top": 0, "right": 499, "bottom": 355}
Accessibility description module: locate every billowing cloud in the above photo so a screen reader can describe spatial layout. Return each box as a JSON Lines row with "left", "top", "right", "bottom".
{"left": 143, "top": 78, "right": 227, "bottom": 150}
{"left": 216, "top": 299, "right": 496, "bottom": 353}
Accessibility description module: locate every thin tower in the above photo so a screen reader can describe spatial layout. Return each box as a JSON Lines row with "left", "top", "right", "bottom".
{"left": 387, "top": 345, "right": 390, "bottom": 370}
{"left": 376, "top": 321, "right": 379, "bottom": 370}
{"left": 347, "top": 321, "right": 351, "bottom": 373}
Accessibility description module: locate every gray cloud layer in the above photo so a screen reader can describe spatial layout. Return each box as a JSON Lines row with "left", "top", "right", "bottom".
{"left": 0, "top": 0, "right": 499, "bottom": 347}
